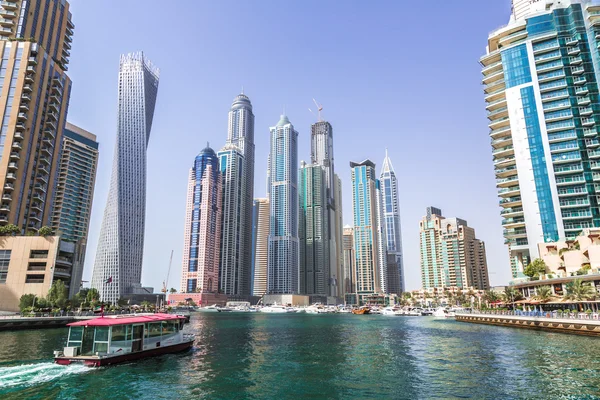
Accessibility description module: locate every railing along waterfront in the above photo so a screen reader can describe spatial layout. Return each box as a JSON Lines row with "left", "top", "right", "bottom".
{"left": 457, "top": 309, "right": 600, "bottom": 321}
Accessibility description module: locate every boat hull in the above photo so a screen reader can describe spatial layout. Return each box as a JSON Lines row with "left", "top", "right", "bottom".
{"left": 54, "top": 339, "right": 194, "bottom": 367}
{"left": 352, "top": 309, "right": 371, "bottom": 315}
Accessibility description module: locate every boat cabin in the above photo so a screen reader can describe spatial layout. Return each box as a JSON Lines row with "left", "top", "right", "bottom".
{"left": 65, "top": 314, "right": 186, "bottom": 357}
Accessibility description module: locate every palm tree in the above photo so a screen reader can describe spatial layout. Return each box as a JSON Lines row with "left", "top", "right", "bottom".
{"left": 534, "top": 286, "right": 553, "bottom": 303}
{"left": 503, "top": 287, "right": 523, "bottom": 307}
{"left": 169, "top": 288, "right": 177, "bottom": 294}
{"left": 565, "top": 279, "right": 595, "bottom": 302}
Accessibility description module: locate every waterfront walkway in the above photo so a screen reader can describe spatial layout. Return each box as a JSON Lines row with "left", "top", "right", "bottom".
{"left": 456, "top": 310, "right": 600, "bottom": 336}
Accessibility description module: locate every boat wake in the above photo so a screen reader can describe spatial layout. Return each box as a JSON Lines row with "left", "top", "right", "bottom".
{"left": 0, "top": 362, "right": 88, "bottom": 389}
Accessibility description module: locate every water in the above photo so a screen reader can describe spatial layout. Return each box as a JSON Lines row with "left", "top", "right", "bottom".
{"left": 1, "top": 314, "right": 600, "bottom": 399}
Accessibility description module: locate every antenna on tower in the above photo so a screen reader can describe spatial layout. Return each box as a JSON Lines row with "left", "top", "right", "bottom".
{"left": 312, "top": 98, "right": 323, "bottom": 121}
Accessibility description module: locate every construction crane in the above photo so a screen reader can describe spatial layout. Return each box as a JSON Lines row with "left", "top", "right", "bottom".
{"left": 162, "top": 250, "right": 174, "bottom": 294}
{"left": 308, "top": 98, "right": 324, "bottom": 121}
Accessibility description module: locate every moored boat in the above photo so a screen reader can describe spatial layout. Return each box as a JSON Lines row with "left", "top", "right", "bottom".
{"left": 54, "top": 313, "right": 193, "bottom": 367}
{"left": 352, "top": 307, "right": 371, "bottom": 315}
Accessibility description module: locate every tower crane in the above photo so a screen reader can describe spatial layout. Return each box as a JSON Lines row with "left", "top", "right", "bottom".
{"left": 162, "top": 250, "right": 174, "bottom": 294}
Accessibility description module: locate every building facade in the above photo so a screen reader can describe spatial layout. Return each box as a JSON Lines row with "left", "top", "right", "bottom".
{"left": 380, "top": 151, "right": 405, "bottom": 294}
{"left": 299, "top": 162, "right": 329, "bottom": 297}
{"left": 333, "top": 173, "right": 344, "bottom": 297}
{"left": 223, "top": 93, "right": 255, "bottom": 296}
{"left": 420, "top": 207, "right": 490, "bottom": 290}
{"left": 180, "top": 146, "right": 222, "bottom": 295}
{"left": 268, "top": 115, "right": 299, "bottom": 294}
{"left": 91, "top": 52, "right": 159, "bottom": 304}
{"left": 375, "top": 177, "right": 388, "bottom": 293}
{"left": 482, "top": 0, "right": 600, "bottom": 278}
{"left": 350, "top": 159, "right": 382, "bottom": 304}
{"left": 0, "top": 235, "right": 77, "bottom": 311}
{"left": 342, "top": 225, "right": 356, "bottom": 302}
{"left": 251, "top": 198, "right": 269, "bottom": 296}
{"left": 51, "top": 122, "right": 98, "bottom": 245}
{"left": 0, "top": 0, "right": 74, "bottom": 233}
{"left": 217, "top": 143, "right": 245, "bottom": 295}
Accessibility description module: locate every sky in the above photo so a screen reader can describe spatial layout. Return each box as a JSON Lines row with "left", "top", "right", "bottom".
{"left": 67, "top": 0, "right": 513, "bottom": 293}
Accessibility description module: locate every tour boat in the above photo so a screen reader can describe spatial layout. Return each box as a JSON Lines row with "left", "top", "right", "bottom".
{"left": 54, "top": 314, "right": 194, "bottom": 367}
{"left": 352, "top": 307, "right": 371, "bottom": 315}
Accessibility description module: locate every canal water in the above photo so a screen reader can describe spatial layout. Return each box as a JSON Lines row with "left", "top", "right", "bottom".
{"left": 1, "top": 313, "right": 600, "bottom": 399}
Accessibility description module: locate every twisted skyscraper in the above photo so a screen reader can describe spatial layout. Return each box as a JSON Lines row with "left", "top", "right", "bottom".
{"left": 218, "top": 94, "right": 255, "bottom": 296}
{"left": 91, "top": 53, "right": 159, "bottom": 304}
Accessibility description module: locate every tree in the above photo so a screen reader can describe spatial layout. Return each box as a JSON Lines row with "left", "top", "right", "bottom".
{"left": 47, "top": 280, "right": 68, "bottom": 309}
{"left": 535, "top": 286, "right": 553, "bottom": 303}
{"left": 524, "top": 258, "right": 547, "bottom": 279}
{"left": 86, "top": 288, "right": 100, "bottom": 305}
{"left": 484, "top": 290, "right": 500, "bottom": 304}
{"left": 38, "top": 226, "right": 53, "bottom": 236}
{"left": 169, "top": 288, "right": 177, "bottom": 294}
{"left": 19, "top": 294, "right": 36, "bottom": 312}
{"left": 565, "top": 279, "right": 595, "bottom": 302}
{"left": 503, "top": 287, "right": 523, "bottom": 305}
{"left": 0, "top": 224, "right": 20, "bottom": 236}
{"left": 141, "top": 300, "right": 151, "bottom": 311}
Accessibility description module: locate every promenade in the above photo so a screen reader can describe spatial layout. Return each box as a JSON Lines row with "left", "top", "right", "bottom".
{"left": 456, "top": 310, "right": 600, "bottom": 337}
{"left": 0, "top": 312, "right": 118, "bottom": 331}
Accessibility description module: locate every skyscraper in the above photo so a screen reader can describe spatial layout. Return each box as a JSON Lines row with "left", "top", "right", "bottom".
{"left": 252, "top": 198, "right": 269, "bottom": 296}
{"left": 309, "top": 120, "right": 342, "bottom": 297}
{"left": 299, "top": 161, "right": 329, "bottom": 298}
{"left": 482, "top": 0, "right": 600, "bottom": 278}
{"left": 379, "top": 151, "right": 404, "bottom": 294}
{"left": 420, "top": 207, "right": 490, "bottom": 290}
{"left": 350, "top": 159, "right": 382, "bottom": 304}
{"left": 0, "top": 0, "right": 74, "bottom": 232}
{"left": 268, "top": 115, "right": 299, "bottom": 294}
{"left": 221, "top": 93, "right": 255, "bottom": 296}
{"left": 91, "top": 52, "right": 159, "bottom": 304}
{"left": 342, "top": 225, "right": 355, "bottom": 301}
{"left": 51, "top": 122, "right": 98, "bottom": 297}
{"left": 180, "top": 146, "right": 222, "bottom": 295}
{"left": 218, "top": 143, "right": 245, "bottom": 295}
{"left": 375, "top": 178, "right": 388, "bottom": 293}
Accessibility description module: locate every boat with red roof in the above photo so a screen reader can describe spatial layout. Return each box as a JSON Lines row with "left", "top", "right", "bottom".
{"left": 53, "top": 313, "right": 194, "bottom": 367}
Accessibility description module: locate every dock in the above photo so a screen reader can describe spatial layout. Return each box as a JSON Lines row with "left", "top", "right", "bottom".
{"left": 456, "top": 312, "right": 600, "bottom": 336}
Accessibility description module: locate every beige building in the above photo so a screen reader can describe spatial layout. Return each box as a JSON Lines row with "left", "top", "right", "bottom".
{"left": 252, "top": 198, "right": 269, "bottom": 296}
{"left": 0, "top": 0, "right": 74, "bottom": 233}
{"left": 0, "top": 235, "right": 76, "bottom": 312}
{"left": 538, "top": 228, "right": 600, "bottom": 277}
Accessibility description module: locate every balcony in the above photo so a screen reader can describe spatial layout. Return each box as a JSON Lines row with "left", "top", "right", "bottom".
{"left": 8, "top": 153, "right": 19, "bottom": 160}
{"left": 13, "top": 131, "right": 23, "bottom": 141}
{"left": 494, "top": 156, "right": 516, "bottom": 168}
{"left": 489, "top": 126, "right": 511, "bottom": 140}
{"left": 483, "top": 79, "right": 506, "bottom": 94}
{"left": 26, "top": 65, "right": 35, "bottom": 74}
{"left": 584, "top": 127, "right": 597, "bottom": 137}
{"left": 1, "top": 193, "right": 10, "bottom": 202}
{"left": 48, "top": 102, "right": 58, "bottom": 112}
{"left": 560, "top": 198, "right": 590, "bottom": 208}
{"left": 38, "top": 156, "right": 50, "bottom": 165}
{"left": 569, "top": 56, "right": 583, "bottom": 65}
{"left": 555, "top": 175, "right": 585, "bottom": 185}
{"left": 36, "top": 174, "right": 48, "bottom": 184}
{"left": 557, "top": 187, "right": 587, "bottom": 197}
{"left": 495, "top": 165, "right": 518, "bottom": 178}
{"left": 497, "top": 176, "right": 519, "bottom": 188}
{"left": 40, "top": 146, "right": 52, "bottom": 156}
{"left": 504, "top": 228, "right": 528, "bottom": 239}
{"left": 19, "top": 103, "right": 29, "bottom": 112}
{"left": 32, "top": 193, "right": 43, "bottom": 202}
{"left": 562, "top": 211, "right": 593, "bottom": 220}
{"left": 4, "top": 184, "right": 14, "bottom": 192}
{"left": 501, "top": 207, "right": 524, "bottom": 217}
{"left": 0, "top": 2, "right": 18, "bottom": 9}
{"left": 31, "top": 202, "right": 42, "bottom": 212}
{"left": 582, "top": 117, "right": 596, "bottom": 127}
{"left": 17, "top": 112, "right": 27, "bottom": 121}
{"left": 7, "top": 162, "right": 17, "bottom": 171}
{"left": 488, "top": 106, "right": 508, "bottom": 121}
{"left": 21, "top": 93, "right": 31, "bottom": 102}
{"left": 64, "top": 41, "right": 71, "bottom": 50}
{"left": 0, "top": 204, "right": 10, "bottom": 212}
{"left": 0, "top": 26, "right": 11, "bottom": 35}
{"left": 45, "top": 120, "right": 57, "bottom": 131}
{"left": 22, "top": 84, "right": 33, "bottom": 93}
{"left": 27, "top": 56, "right": 37, "bottom": 66}
{"left": 572, "top": 66, "right": 585, "bottom": 75}
{"left": 574, "top": 76, "right": 587, "bottom": 85}
{"left": 11, "top": 142, "right": 21, "bottom": 150}
{"left": 6, "top": 173, "right": 16, "bottom": 181}
{"left": 567, "top": 46, "right": 581, "bottom": 55}
{"left": 532, "top": 41, "right": 559, "bottom": 54}
{"left": 502, "top": 218, "right": 526, "bottom": 228}
{"left": 44, "top": 129, "right": 55, "bottom": 139}
{"left": 482, "top": 69, "right": 504, "bottom": 85}
{"left": 489, "top": 116, "right": 510, "bottom": 130}
{"left": 492, "top": 145, "right": 514, "bottom": 158}
{"left": 566, "top": 35, "right": 580, "bottom": 46}
{"left": 498, "top": 185, "right": 520, "bottom": 197}
{"left": 24, "top": 74, "right": 34, "bottom": 83}
{"left": 15, "top": 122, "right": 25, "bottom": 131}
{"left": 0, "top": 9, "right": 16, "bottom": 18}
{"left": 578, "top": 96, "right": 591, "bottom": 105}
{"left": 485, "top": 97, "right": 507, "bottom": 111}
{"left": 491, "top": 136, "right": 512, "bottom": 149}
{"left": 580, "top": 107, "right": 593, "bottom": 116}
{"left": 0, "top": 17, "right": 13, "bottom": 27}
{"left": 500, "top": 196, "right": 522, "bottom": 207}
{"left": 46, "top": 112, "right": 58, "bottom": 122}
{"left": 29, "top": 213, "right": 41, "bottom": 222}
{"left": 33, "top": 184, "right": 46, "bottom": 193}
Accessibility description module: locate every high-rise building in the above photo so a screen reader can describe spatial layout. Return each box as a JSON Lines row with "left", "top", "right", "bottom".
{"left": 379, "top": 151, "right": 404, "bottom": 294}
{"left": 251, "top": 198, "right": 269, "bottom": 296}
{"left": 0, "top": 0, "right": 74, "bottom": 232}
{"left": 333, "top": 173, "right": 344, "bottom": 297}
{"left": 91, "top": 53, "right": 159, "bottom": 304}
{"left": 375, "top": 177, "right": 387, "bottom": 294}
{"left": 299, "top": 161, "right": 329, "bottom": 297}
{"left": 350, "top": 159, "right": 382, "bottom": 304}
{"left": 51, "top": 122, "right": 98, "bottom": 297}
{"left": 180, "top": 146, "right": 222, "bottom": 294}
{"left": 268, "top": 115, "right": 299, "bottom": 294}
{"left": 342, "top": 225, "right": 355, "bottom": 298}
{"left": 309, "top": 120, "right": 343, "bottom": 297}
{"left": 52, "top": 122, "right": 98, "bottom": 244}
{"left": 482, "top": 0, "right": 600, "bottom": 278}
{"left": 217, "top": 143, "right": 245, "bottom": 295}
{"left": 222, "top": 93, "right": 254, "bottom": 296}
{"left": 420, "top": 207, "right": 490, "bottom": 290}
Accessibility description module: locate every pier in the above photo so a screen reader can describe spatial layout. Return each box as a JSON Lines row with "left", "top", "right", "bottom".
{"left": 0, "top": 314, "right": 99, "bottom": 331}
{"left": 456, "top": 311, "right": 600, "bottom": 337}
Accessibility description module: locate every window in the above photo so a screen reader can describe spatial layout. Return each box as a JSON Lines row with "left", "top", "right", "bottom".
{"left": 93, "top": 327, "right": 110, "bottom": 354}
{"left": 27, "top": 262, "right": 46, "bottom": 271}
{"left": 67, "top": 326, "right": 83, "bottom": 348}
{"left": 30, "top": 250, "right": 48, "bottom": 259}
{"left": 0, "top": 249, "right": 10, "bottom": 283}
{"left": 25, "top": 274, "right": 44, "bottom": 283}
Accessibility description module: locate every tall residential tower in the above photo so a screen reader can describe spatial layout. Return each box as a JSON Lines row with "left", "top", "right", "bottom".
{"left": 0, "top": 0, "right": 74, "bottom": 232}
{"left": 251, "top": 198, "right": 269, "bottom": 296}
{"left": 482, "top": 0, "right": 600, "bottom": 278}
{"left": 91, "top": 53, "right": 159, "bottom": 303}
{"left": 268, "top": 115, "right": 299, "bottom": 294}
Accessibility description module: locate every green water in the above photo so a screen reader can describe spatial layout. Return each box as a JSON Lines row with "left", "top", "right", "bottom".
{"left": 1, "top": 313, "right": 600, "bottom": 399}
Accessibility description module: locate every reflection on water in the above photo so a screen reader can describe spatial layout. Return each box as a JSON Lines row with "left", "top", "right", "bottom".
{"left": 1, "top": 314, "right": 600, "bottom": 399}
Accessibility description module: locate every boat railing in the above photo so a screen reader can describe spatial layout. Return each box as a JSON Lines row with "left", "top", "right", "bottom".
{"left": 456, "top": 309, "right": 600, "bottom": 321}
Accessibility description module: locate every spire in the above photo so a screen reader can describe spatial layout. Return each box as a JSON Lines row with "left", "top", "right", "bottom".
{"left": 381, "top": 149, "right": 395, "bottom": 174}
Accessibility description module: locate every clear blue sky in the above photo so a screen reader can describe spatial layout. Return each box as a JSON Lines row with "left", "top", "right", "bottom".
{"left": 67, "top": 0, "right": 513, "bottom": 292}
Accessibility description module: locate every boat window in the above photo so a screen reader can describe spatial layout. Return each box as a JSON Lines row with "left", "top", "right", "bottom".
{"left": 111, "top": 325, "right": 126, "bottom": 341}
{"left": 93, "top": 327, "right": 110, "bottom": 354}
{"left": 162, "top": 321, "right": 177, "bottom": 335}
{"left": 67, "top": 326, "right": 83, "bottom": 347}
{"left": 148, "top": 322, "right": 162, "bottom": 338}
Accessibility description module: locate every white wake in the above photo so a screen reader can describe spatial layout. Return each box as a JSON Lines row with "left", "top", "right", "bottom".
{"left": 0, "top": 362, "right": 89, "bottom": 388}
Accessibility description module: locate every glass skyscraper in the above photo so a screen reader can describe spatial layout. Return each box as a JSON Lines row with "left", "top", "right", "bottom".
{"left": 91, "top": 52, "right": 159, "bottom": 303}
{"left": 180, "top": 146, "right": 222, "bottom": 295}
{"left": 379, "top": 151, "right": 405, "bottom": 294}
{"left": 483, "top": 0, "right": 600, "bottom": 278}
{"left": 268, "top": 115, "right": 299, "bottom": 294}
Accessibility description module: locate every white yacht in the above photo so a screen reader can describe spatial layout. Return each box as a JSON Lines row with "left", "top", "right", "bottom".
{"left": 198, "top": 304, "right": 221, "bottom": 313}
{"left": 381, "top": 307, "right": 402, "bottom": 316}
{"left": 260, "top": 304, "right": 296, "bottom": 313}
